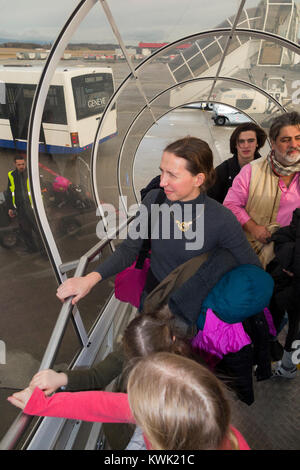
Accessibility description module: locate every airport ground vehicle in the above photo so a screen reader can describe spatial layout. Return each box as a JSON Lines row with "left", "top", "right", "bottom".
{"left": 214, "top": 77, "right": 288, "bottom": 117}
{"left": 184, "top": 102, "right": 213, "bottom": 110}
{"left": 211, "top": 103, "right": 251, "bottom": 126}
{"left": 0, "top": 66, "right": 116, "bottom": 154}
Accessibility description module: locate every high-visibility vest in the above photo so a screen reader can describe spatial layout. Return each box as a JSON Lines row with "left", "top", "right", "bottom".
{"left": 8, "top": 171, "right": 33, "bottom": 208}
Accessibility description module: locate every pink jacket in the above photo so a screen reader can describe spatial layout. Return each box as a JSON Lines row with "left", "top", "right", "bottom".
{"left": 23, "top": 387, "right": 250, "bottom": 450}
{"left": 223, "top": 164, "right": 300, "bottom": 227}
{"left": 191, "top": 308, "right": 276, "bottom": 368}
{"left": 191, "top": 308, "right": 252, "bottom": 367}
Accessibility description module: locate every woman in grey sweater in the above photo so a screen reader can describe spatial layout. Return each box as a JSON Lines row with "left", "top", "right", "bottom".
{"left": 56, "top": 136, "right": 260, "bottom": 322}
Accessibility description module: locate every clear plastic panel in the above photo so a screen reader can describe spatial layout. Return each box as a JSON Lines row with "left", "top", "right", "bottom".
{"left": 133, "top": 107, "right": 241, "bottom": 197}
{"left": 36, "top": 3, "right": 130, "bottom": 262}
{"left": 0, "top": 0, "right": 88, "bottom": 443}
{"left": 218, "top": 31, "right": 300, "bottom": 115}
{"left": 64, "top": 245, "right": 117, "bottom": 335}
{"left": 93, "top": 22, "right": 300, "bottom": 210}
{"left": 0, "top": 248, "right": 61, "bottom": 440}
{"left": 0, "top": 1, "right": 118, "bottom": 441}
{"left": 107, "top": 0, "right": 241, "bottom": 45}
{"left": 67, "top": 2, "right": 132, "bottom": 86}
{"left": 119, "top": 77, "right": 278, "bottom": 199}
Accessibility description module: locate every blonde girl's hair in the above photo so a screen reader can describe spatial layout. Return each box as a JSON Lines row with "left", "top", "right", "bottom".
{"left": 127, "top": 352, "right": 238, "bottom": 450}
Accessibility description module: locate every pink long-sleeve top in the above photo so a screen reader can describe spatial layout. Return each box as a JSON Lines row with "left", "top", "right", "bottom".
{"left": 23, "top": 387, "right": 250, "bottom": 450}
{"left": 223, "top": 164, "right": 300, "bottom": 227}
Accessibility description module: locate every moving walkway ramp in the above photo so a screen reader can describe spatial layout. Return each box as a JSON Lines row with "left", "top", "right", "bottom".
{"left": 0, "top": 0, "right": 299, "bottom": 450}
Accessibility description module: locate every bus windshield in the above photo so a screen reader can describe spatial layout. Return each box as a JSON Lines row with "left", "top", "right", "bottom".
{"left": 71, "top": 73, "right": 114, "bottom": 120}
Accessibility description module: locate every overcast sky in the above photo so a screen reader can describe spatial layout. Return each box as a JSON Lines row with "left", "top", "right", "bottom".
{"left": 2, "top": 0, "right": 291, "bottom": 45}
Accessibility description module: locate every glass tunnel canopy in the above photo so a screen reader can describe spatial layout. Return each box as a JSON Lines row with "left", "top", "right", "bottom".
{"left": 95, "top": 21, "right": 300, "bottom": 209}
{"left": 0, "top": 0, "right": 300, "bottom": 450}
{"left": 5, "top": 0, "right": 300, "bottom": 259}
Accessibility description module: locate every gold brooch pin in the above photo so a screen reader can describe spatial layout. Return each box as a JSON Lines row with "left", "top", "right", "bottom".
{"left": 175, "top": 220, "right": 193, "bottom": 232}
{"left": 173, "top": 206, "right": 204, "bottom": 232}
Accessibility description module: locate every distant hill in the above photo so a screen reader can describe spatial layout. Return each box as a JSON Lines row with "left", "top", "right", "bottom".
{"left": 67, "top": 43, "right": 118, "bottom": 51}
{"left": 0, "top": 41, "right": 52, "bottom": 49}
{"left": 0, "top": 40, "right": 137, "bottom": 51}
{"left": 0, "top": 41, "right": 118, "bottom": 51}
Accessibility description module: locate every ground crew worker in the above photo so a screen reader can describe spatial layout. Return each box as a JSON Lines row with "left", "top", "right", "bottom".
{"left": 7, "top": 155, "right": 41, "bottom": 253}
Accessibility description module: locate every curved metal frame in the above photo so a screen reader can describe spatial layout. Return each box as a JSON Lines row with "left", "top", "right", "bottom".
{"left": 26, "top": 0, "right": 104, "bottom": 361}
{"left": 0, "top": 214, "right": 133, "bottom": 450}
{"left": 91, "top": 27, "right": 300, "bottom": 213}
{"left": 24, "top": 3, "right": 300, "bottom": 275}
{"left": 118, "top": 75, "right": 283, "bottom": 204}
{"left": 27, "top": 0, "right": 98, "bottom": 282}
{"left": 126, "top": 77, "right": 285, "bottom": 202}
{"left": 0, "top": 0, "right": 99, "bottom": 450}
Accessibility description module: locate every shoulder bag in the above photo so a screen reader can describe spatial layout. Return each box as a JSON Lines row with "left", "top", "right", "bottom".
{"left": 114, "top": 190, "right": 165, "bottom": 308}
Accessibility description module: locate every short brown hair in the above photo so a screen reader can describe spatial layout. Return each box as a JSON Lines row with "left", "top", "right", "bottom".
{"left": 229, "top": 122, "right": 267, "bottom": 154}
{"left": 164, "top": 136, "right": 216, "bottom": 191}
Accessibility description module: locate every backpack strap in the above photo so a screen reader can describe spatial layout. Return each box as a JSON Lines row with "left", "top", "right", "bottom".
{"left": 135, "top": 190, "right": 166, "bottom": 269}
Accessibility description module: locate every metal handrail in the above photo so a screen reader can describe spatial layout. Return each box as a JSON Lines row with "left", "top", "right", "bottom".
{"left": 0, "top": 216, "right": 134, "bottom": 450}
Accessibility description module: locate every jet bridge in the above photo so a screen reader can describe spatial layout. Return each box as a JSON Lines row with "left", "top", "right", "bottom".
{"left": 0, "top": 0, "right": 299, "bottom": 450}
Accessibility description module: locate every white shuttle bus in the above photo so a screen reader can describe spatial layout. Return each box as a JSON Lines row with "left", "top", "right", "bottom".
{"left": 0, "top": 66, "right": 116, "bottom": 154}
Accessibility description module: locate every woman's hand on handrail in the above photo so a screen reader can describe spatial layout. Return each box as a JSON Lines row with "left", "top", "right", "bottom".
{"left": 56, "top": 272, "right": 102, "bottom": 305}
{"left": 29, "top": 370, "right": 68, "bottom": 396}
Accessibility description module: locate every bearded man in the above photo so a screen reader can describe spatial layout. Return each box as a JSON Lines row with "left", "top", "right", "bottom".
{"left": 224, "top": 112, "right": 300, "bottom": 376}
{"left": 223, "top": 111, "right": 300, "bottom": 268}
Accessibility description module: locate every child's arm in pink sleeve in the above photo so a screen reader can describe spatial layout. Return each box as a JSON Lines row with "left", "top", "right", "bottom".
{"left": 24, "top": 387, "right": 134, "bottom": 424}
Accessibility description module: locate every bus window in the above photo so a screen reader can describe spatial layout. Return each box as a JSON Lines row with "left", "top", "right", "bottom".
{"left": 0, "top": 102, "right": 6, "bottom": 119}
{"left": 6, "top": 84, "right": 35, "bottom": 140}
{"left": 0, "top": 82, "right": 5, "bottom": 118}
{"left": 43, "top": 86, "right": 67, "bottom": 125}
{"left": 71, "top": 73, "right": 114, "bottom": 120}
{"left": 4, "top": 83, "right": 67, "bottom": 128}
{"left": 5, "top": 84, "right": 45, "bottom": 142}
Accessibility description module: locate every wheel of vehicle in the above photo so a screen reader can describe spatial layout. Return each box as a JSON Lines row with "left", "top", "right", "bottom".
{"left": 215, "top": 116, "right": 226, "bottom": 126}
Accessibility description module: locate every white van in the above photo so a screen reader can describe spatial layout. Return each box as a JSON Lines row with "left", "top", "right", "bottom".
{"left": 211, "top": 104, "right": 251, "bottom": 126}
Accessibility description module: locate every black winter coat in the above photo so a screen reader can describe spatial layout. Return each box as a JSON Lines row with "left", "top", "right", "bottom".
{"left": 268, "top": 208, "right": 300, "bottom": 349}
{"left": 207, "top": 152, "right": 262, "bottom": 203}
